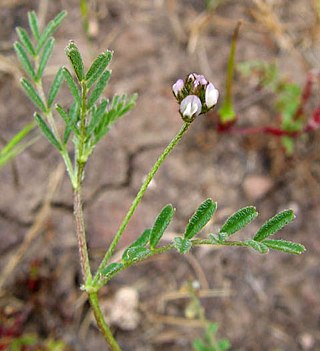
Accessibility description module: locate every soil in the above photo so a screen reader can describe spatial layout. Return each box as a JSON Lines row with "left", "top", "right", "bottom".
{"left": 0, "top": 1, "right": 319, "bottom": 350}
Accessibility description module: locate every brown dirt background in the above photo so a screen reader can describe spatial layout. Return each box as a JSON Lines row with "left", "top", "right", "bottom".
{"left": 0, "top": 0, "right": 319, "bottom": 350}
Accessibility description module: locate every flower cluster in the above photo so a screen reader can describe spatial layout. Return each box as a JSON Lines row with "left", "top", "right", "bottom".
{"left": 172, "top": 73, "right": 219, "bottom": 122}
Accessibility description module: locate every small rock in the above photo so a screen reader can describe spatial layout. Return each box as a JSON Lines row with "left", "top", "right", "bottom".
{"left": 109, "top": 287, "right": 140, "bottom": 330}
{"left": 243, "top": 175, "right": 273, "bottom": 201}
{"left": 298, "top": 332, "right": 315, "bottom": 350}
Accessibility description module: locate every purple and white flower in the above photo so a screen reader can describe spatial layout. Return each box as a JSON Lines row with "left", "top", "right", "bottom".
{"left": 172, "top": 79, "right": 184, "bottom": 97}
{"left": 180, "top": 95, "right": 202, "bottom": 119}
{"left": 205, "top": 83, "right": 219, "bottom": 109}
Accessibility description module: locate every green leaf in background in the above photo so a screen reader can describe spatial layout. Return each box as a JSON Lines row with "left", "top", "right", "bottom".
{"left": 34, "top": 113, "right": 61, "bottom": 151}
{"left": 253, "top": 209, "right": 295, "bottom": 242}
{"left": 14, "top": 42, "right": 36, "bottom": 80}
{"left": 65, "top": 41, "right": 85, "bottom": 82}
{"left": 20, "top": 78, "right": 47, "bottom": 112}
{"left": 122, "top": 246, "right": 150, "bottom": 263}
{"left": 244, "top": 240, "right": 269, "bottom": 254}
{"left": 37, "top": 37, "right": 55, "bottom": 80}
{"left": 101, "top": 262, "right": 123, "bottom": 278}
{"left": 28, "top": 11, "right": 40, "bottom": 41}
{"left": 173, "top": 237, "right": 192, "bottom": 254}
{"left": 47, "top": 67, "right": 64, "bottom": 107}
{"left": 36, "top": 11, "right": 67, "bottom": 53}
{"left": 122, "top": 229, "right": 151, "bottom": 260}
{"left": 62, "top": 67, "right": 81, "bottom": 105}
{"left": 16, "top": 27, "right": 35, "bottom": 56}
{"left": 219, "top": 206, "right": 258, "bottom": 236}
{"left": 262, "top": 239, "right": 305, "bottom": 255}
{"left": 184, "top": 199, "right": 217, "bottom": 240}
{"left": 86, "top": 50, "right": 113, "bottom": 89}
{"left": 87, "top": 70, "right": 111, "bottom": 109}
{"left": 150, "top": 204, "right": 175, "bottom": 249}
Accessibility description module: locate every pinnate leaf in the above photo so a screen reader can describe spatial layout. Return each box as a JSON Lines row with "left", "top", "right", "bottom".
{"left": 184, "top": 198, "right": 217, "bottom": 240}
{"left": 262, "top": 239, "right": 305, "bottom": 255}
{"left": 253, "top": 209, "right": 295, "bottom": 242}
{"left": 150, "top": 204, "right": 175, "bottom": 249}
{"left": 219, "top": 206, "right": 257, "bottom": 236}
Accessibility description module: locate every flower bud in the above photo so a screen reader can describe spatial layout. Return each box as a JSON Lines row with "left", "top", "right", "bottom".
{"left": 180, "top": 95, "right": 202, "bottom": 121}
{"left": 205, "top": 82, "right": 219, "bottom": 109}
{"left": 172, "top": 79, "right": 184, "bottom": 97}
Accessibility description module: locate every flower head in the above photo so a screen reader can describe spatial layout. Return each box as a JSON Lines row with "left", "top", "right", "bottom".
{"left": 179, "top": 95, "right": 202, "bottom": 122}
{"left": 172, "top": 72, "right": 219, "bottom": 122}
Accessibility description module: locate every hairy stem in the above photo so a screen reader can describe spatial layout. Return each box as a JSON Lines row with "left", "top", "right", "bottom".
{"left": 93, "top": 122, "right": 191, "bottom": 284}
{"left": 74, "top": 189, "right": 92, "bottom": 283}
{"left": 88, "top": 292, "right": 122, "bottom": 351}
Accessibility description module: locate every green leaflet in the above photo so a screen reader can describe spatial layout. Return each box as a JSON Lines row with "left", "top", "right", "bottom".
{"left": 101, "top": 262, "right": 123, "bottom": 278}
{"left": 36, "top": 11, "right": 67, "bottom": 53}
{"left": 254, "top": 209, "right": 295, "bottom": 242}
{"left": 122, "top": 229, "right": 151, "bottom": 260}
{"left": 173, "top": 237, "right": 192, "bottom": 254}
{"left": 28, "top": 11, "right": 40, "bottom": 41}
{"left": 34, "top": 113, "right": 61, "bottom": 151}
{"left": 62, "top": 67, "right": 81, "bottom": 105}
{"left": 150, "top": 204, "right": 175, "bottom": 249}
{"left": 87, "top": 99, "right": 109, "bottom": 134}
{"left": 87, "top": 70, "right": 111, "bottom": 109}
{"left": 47, "top": 67, "right": 64, "bottom": 107}
{"left": 219, "top": 206, "right": 258, "bottom": 236}
{"left": 16, "top": 27, "right": 35, "bottom": 56}
{"left": 65, "top": 41, "right": 85, "bottom": 82}
{"left": 55, "top": 104, "right": 79, "bottom": 135}
{"left": 14, "top": 42, "right": 36, "bottom": 80}
{"left": 122, "top": 246, "right": 150, "bottom": 263}
{"left": 184, "top": 198, "right": 217, "bottom": 240}
{"left": 86, "top": 50, "right": 113, "bottom": 89}
{"left": 37, "top": 37, "right": 55, "bottom": 80}
{"left": 20, "top": 78, "right": 46, "bottom": 112}
{"left": 262, "top": 239, "right": 305, "bottom": 255}
{"left": 244, "top": 240, "right": 269, "bottom": 254}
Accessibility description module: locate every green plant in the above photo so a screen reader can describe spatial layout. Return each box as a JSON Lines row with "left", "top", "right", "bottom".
{"left": 13, "top": 10, "right": 305, "bottom": 350}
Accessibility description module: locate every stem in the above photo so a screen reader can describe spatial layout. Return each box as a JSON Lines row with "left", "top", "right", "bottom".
{"left": 93, "top": 122, "right": 191, "bottom": 283}
{"left": 88, "top": 292, "right": 122, "bottom": 351}
{"left": 74, "top": 189, "right": 92, "bottom": 283}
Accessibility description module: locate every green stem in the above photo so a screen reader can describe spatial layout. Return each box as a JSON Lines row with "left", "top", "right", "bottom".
{"left": 93, "top": 122, "right": 191, "bottom": 284}
{"left": 88, "top": 292, "right": 122, "bottom": 351}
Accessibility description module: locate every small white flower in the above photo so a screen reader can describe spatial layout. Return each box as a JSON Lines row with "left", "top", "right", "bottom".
{"left": 205, "top": 82, "right": 219, "bottom": 109}
{"left": 172, "top": 79, "right": 184, "bottom": 97}
{"left": 180, "top": 95, "right": 202, "bottom": 118}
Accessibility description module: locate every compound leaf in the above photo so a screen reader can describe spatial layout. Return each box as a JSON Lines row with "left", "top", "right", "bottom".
{"left": 253, "top": 209, "right": 295, "bottom": 242}
{"left": 219, "top": 206, "right": 257, "bottom": 236}
{"left": 184, "top": 198, "right": 217, "bottom": 240}
{"left": 150, "top": 204, "right": 175, "bottom": 249}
